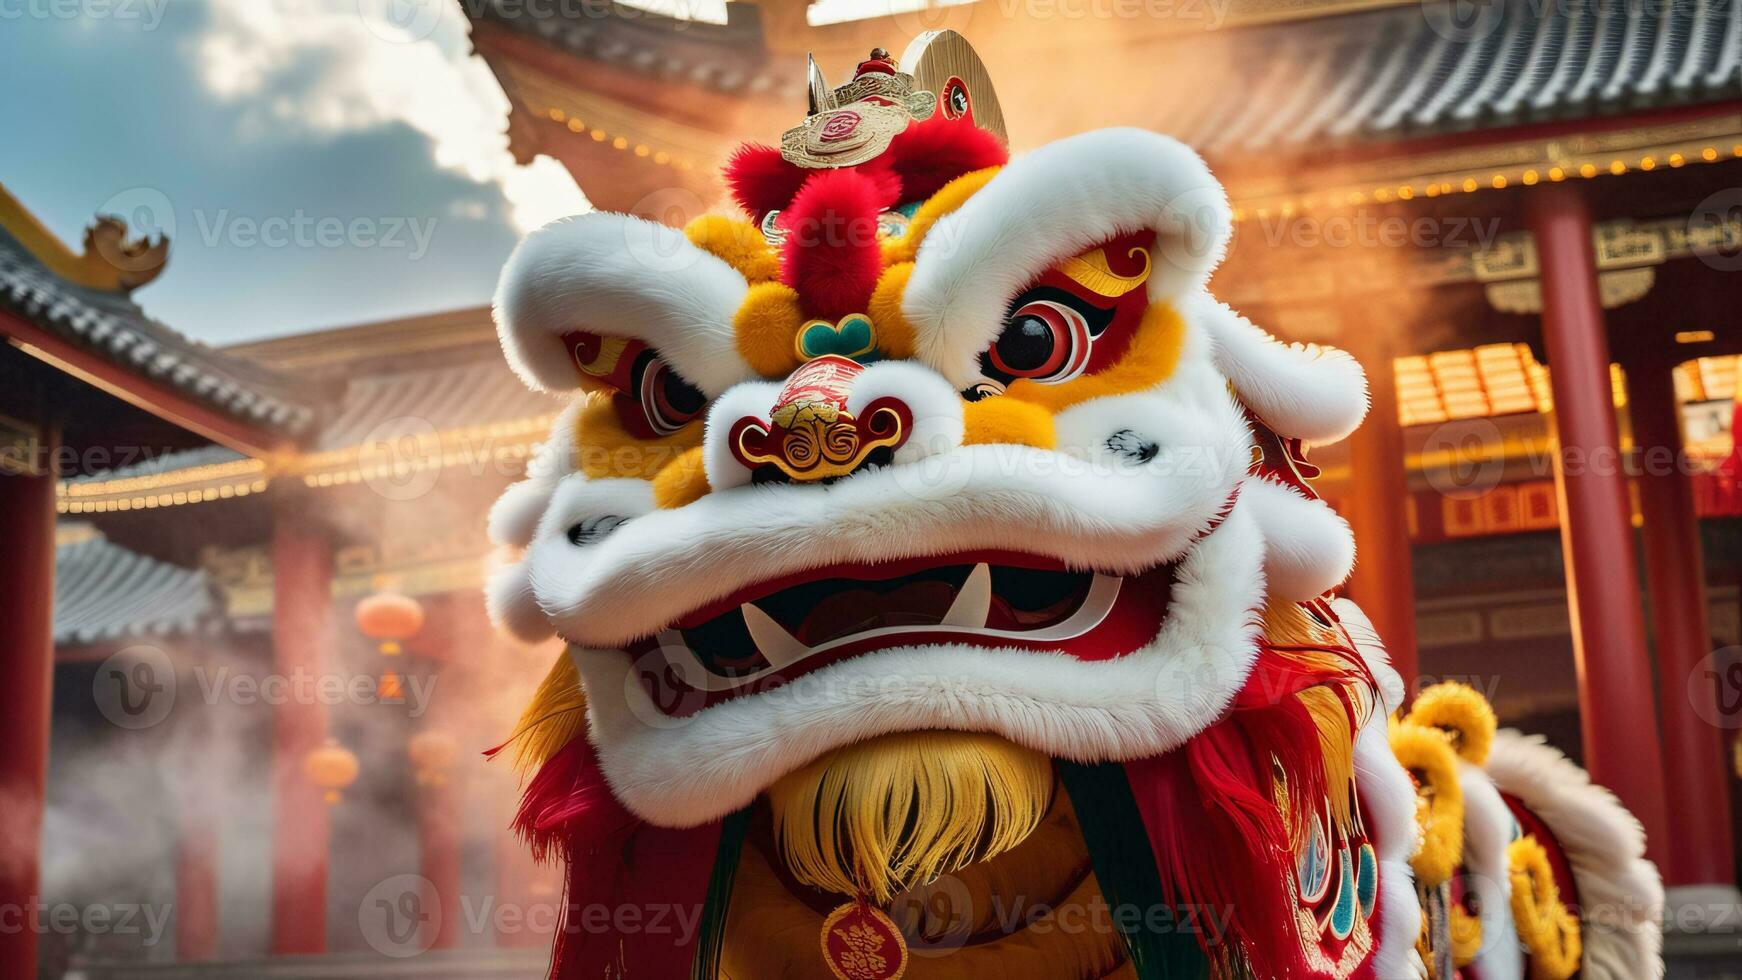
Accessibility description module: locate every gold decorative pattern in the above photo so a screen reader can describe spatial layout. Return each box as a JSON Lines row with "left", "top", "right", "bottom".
{"left": 1057, "top": 246, "right": 1153, "bottom": 298}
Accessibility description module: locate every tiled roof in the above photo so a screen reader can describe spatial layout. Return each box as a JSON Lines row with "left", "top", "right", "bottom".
{"left": 472, "top": 0, "right": 1742, "bottom": 155}
{"left": 53, "top": 526, "right": 220, "bottom": 646}
{"left": 1156, "top": 0, "right": 1742, "bottom": 157}
{"left": 314, "top": 357, "right": 559, "bottom": 451}
{"left": 466, "top": 0, "right": 790, "bottom": 96}
{"left": 0, "top": 226, "right": 318, "bottom": 437}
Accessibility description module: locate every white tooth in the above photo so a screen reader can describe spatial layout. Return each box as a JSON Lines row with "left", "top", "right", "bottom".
{"left": 740, "top": 603, "right": 810, "bottom": 668}
{"left": 942, "top": 563, "right": 992, "bottom": 628}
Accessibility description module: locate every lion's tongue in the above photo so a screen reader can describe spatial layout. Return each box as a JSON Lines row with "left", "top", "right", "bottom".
{"left": 794, "top": 581, "right": 958, "bottom": 647}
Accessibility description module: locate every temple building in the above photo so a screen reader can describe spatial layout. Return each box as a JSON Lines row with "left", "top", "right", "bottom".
{"left": 1, "top": 0, "right": 1740, "bottom": 975}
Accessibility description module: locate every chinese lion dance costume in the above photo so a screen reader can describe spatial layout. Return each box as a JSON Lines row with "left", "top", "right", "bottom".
{"left": 483, "top": 34, "right": 1663, "bottom": 979}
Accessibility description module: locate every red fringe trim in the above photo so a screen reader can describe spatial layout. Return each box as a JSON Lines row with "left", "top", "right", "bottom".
{"left": 1125, "top": 643, "right": 1374, "bottom": 978}
{"left": 518, "top": 736, "right": 725, "bottom": 978}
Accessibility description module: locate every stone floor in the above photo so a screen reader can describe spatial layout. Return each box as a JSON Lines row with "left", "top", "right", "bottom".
{"left": 56, "top": 934, "right": 1742, "bottom": 979}
{"left": 62, "top": 948, "right": 547, "bottom": 980}
{"left": 1670, "top": 929, "right": 1742, "bottom": 979}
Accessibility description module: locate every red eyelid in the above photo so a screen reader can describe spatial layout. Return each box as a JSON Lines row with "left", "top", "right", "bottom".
{"left": 563, "top": 329, "right": 649, "bottom": 394}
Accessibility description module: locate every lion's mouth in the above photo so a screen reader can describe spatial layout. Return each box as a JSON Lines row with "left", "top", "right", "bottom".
{"left": 627, "top": 551, "right": 1175, "bottom": 716}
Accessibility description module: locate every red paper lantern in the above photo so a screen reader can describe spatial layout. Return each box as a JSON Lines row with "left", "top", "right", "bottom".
{"left": 303, "top": 738, "right": 360, "bottom": 805}
{"left": 356, "top": 591, "right": 424, "bottom": 656}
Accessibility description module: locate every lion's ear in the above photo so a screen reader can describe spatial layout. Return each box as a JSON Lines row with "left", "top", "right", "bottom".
{"left": 1194, "top": 297, "right": 1369, "bottom": 445}
{"left": 494, "top": 212, "right": 755, "bottom": 397}
{"left": 1195, "top": 297, "right": 1368, "bottom": 601}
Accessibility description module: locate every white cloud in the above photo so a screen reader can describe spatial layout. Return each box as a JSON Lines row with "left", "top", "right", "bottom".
{"left": 190, "top": 0, "right": 589, "bottom": 233}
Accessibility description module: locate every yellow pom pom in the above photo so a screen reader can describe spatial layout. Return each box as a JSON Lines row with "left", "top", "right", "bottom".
{"left": 962, "top": 396, "right": 1056, "bottom": 449}
{"left": 1388, "top": 718, "right": 1465, "bottom": 886}
{"left": 1508, "top": 835, "right": 1582, "bottom": 979}
{"left": 685, "top": 214, "right": 780, "bottom": 282}
{"left": 1407, "top": 682, "right": 1498, "bottom": 765}
{"left": 734, "top": 282, "right": 805, "bottom": 378}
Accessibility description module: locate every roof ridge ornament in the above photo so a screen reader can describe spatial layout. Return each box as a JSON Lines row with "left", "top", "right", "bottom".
{"left": 0, "top": 183, "right": 170, "bottom": 293}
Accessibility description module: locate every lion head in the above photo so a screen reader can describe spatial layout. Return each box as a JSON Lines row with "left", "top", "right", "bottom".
{"left": 484, "top": 34, "right": 1387, "bottom": 977}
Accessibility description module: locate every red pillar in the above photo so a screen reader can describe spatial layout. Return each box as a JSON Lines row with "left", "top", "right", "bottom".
{"left": 1629, "top": 361, "right": 1736, "bottom": 887}
{"left": 268, "top": 497, "right": 335, "bottom": 954}
{"left": 1528, "top": 184, "right": 1671, "bottom": 863}
{"left": 0, "top": 424, "right": 57, "bottom": 977}
{"left": 1343, "top": 331, "right": 1421, "bottom": 691}
{"left": 175, "top": 811, "right": 219, "bottom": 960}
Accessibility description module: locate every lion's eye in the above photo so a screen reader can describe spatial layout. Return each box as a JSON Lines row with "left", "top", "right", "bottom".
{"left": 622, "top": 350, "right": 706, "bottom": 437}
{"left": 981, "top": 295, "right": 1098, "bottom": 386}
{"left": 639, "top": 355, "right": 706, "bottom": 434}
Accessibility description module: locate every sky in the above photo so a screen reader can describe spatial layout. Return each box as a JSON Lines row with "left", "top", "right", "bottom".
{"left": 0, "top": 0, "right": 592, "bottom": 344}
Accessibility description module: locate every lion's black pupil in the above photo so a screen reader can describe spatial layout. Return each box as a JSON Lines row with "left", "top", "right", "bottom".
{"left": 995, "top": 316, "right": 1054, "bottom": 372}
{"left": 662, "top": 372, "right": 705, "bottom": 416}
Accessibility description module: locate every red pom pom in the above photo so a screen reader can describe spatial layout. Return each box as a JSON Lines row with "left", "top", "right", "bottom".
{"left": 724, "top": 143, "right": 809, "bottom": 223}
{"left": 883, "top": 114, "right": 1009, "bottom": 203}
{"left": 778, "top": 168, "right": 897, "bottom": 321}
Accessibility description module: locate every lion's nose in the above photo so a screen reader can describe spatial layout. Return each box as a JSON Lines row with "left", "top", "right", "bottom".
{"left": 727, "top": 355, "right": 913, "bottom": 483}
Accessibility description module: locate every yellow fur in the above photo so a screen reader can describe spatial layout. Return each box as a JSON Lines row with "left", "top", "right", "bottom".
{"left": 766, "top": 731, "right": 1053, "bottom": 904}
{"left": 1298, "top": 686, "right": 1357, "bottom": 831}
{"left": 734, "top": 281, "right": 805, "bottom": 378}
{"left": 962, "top": 396, "right": 1057, "bottom": 449}
{"left": 866, "top": 262, "right": 917, "bottom": 360}
{"left": 501, "top": 654, "right": 586, "bottom": 776}
{"left": 651, "top": 446, "right": 711, "bottom": 509}
{"left": 685, "top": 214, "right": 780, "bottom": 282}
{"left": 1450, "top": 905, "right": 1483, "bottom": 968}
{"left": 574, "top": 391, "right": 702, "bottom": 481}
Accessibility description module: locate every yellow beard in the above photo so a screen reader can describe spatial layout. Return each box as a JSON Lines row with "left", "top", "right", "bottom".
{"left": 766, "top": 730, "right": 1055, "bottom": 904}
